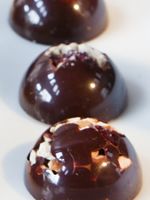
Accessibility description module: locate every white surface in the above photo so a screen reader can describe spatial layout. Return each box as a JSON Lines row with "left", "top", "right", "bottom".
{"left": 0, "top": 0, "right": 150, "bottom": 199}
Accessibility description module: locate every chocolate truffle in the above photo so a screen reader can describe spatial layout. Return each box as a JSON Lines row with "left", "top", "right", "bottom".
{"left": 20, "top": 43, "right": 127, "bottom": 124}
{"left": 10, "top": 0, "right": 107, "bottom": 44}
{"left": 25, "top": 117, "right": 142, "bottom": 200}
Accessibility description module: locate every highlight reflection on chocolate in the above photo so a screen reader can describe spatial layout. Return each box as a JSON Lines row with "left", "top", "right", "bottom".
{"left": 10, "top": 0, "right": 107, "bottom": 44}
{"left": 20, "top": 43, "right": 127, "bottom": 124}
{"left": 25, "top": 117, "right": 142, "bottom": 200}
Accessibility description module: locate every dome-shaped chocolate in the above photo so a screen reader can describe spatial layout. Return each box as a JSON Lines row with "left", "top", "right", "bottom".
{"left": 10, "top": 0, "right": 107, "bottom": 44}
{"left": 20, "top": 43, "right": 127, "bottom": 124}
{"left": 25, "top": 118, "right": 142, "bottom": 200}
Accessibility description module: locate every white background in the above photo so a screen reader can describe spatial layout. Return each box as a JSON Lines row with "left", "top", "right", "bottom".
{"left": 0, "top": 0, "right": 150, "bottom": 199}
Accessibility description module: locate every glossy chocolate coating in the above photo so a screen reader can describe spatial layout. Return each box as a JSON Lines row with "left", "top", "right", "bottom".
{"left": 10, "top": 0, "right": 107, "bottom": 45}
{"left": 25, "top": 118, "right": 142, "bottom": 200}
{"left": 20, "top": 43, "right": 127, "bottom": 124}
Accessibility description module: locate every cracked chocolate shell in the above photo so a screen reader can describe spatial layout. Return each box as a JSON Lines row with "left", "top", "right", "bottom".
{"left": 20, "top": 43, "right": 127, "bottom": 124}
{"left": 10, "top": 0, "right": 107, "bottom": 44}
{"left": 25, "top": 117, "right": 142, "bottom": 200}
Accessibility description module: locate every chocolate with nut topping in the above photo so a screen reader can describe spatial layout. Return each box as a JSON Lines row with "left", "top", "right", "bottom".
{"left": 20, "top": 43, "right": 127, "bottom": 124}
{"left": 25, "top": 117, "right": 142, "bottom": 200}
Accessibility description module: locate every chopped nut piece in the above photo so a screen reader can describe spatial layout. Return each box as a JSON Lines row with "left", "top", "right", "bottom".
{"left": 91, "top": 151, "right": 106, "bottom": 164}
{"left": 29, "top": 150, "right": 37, "bottom": 166}
{"left": 118, "top": 156, "right": 132, "bottom": 171}
{"left": 48, "top": 159, "right": 62, "bottom": 173}
{"left": 37, "top": 141, "right": 55, "bottom": 160}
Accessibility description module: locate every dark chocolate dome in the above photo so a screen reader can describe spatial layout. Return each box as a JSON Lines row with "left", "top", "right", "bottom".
{"left": 25, "top": 118, "right": 142, "bottom": 200}
{"left": 20, "top": 43, "right": 127, "bottom": 124}
{"left": 10, "top": 0, "right": 107, "bottom": 44}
